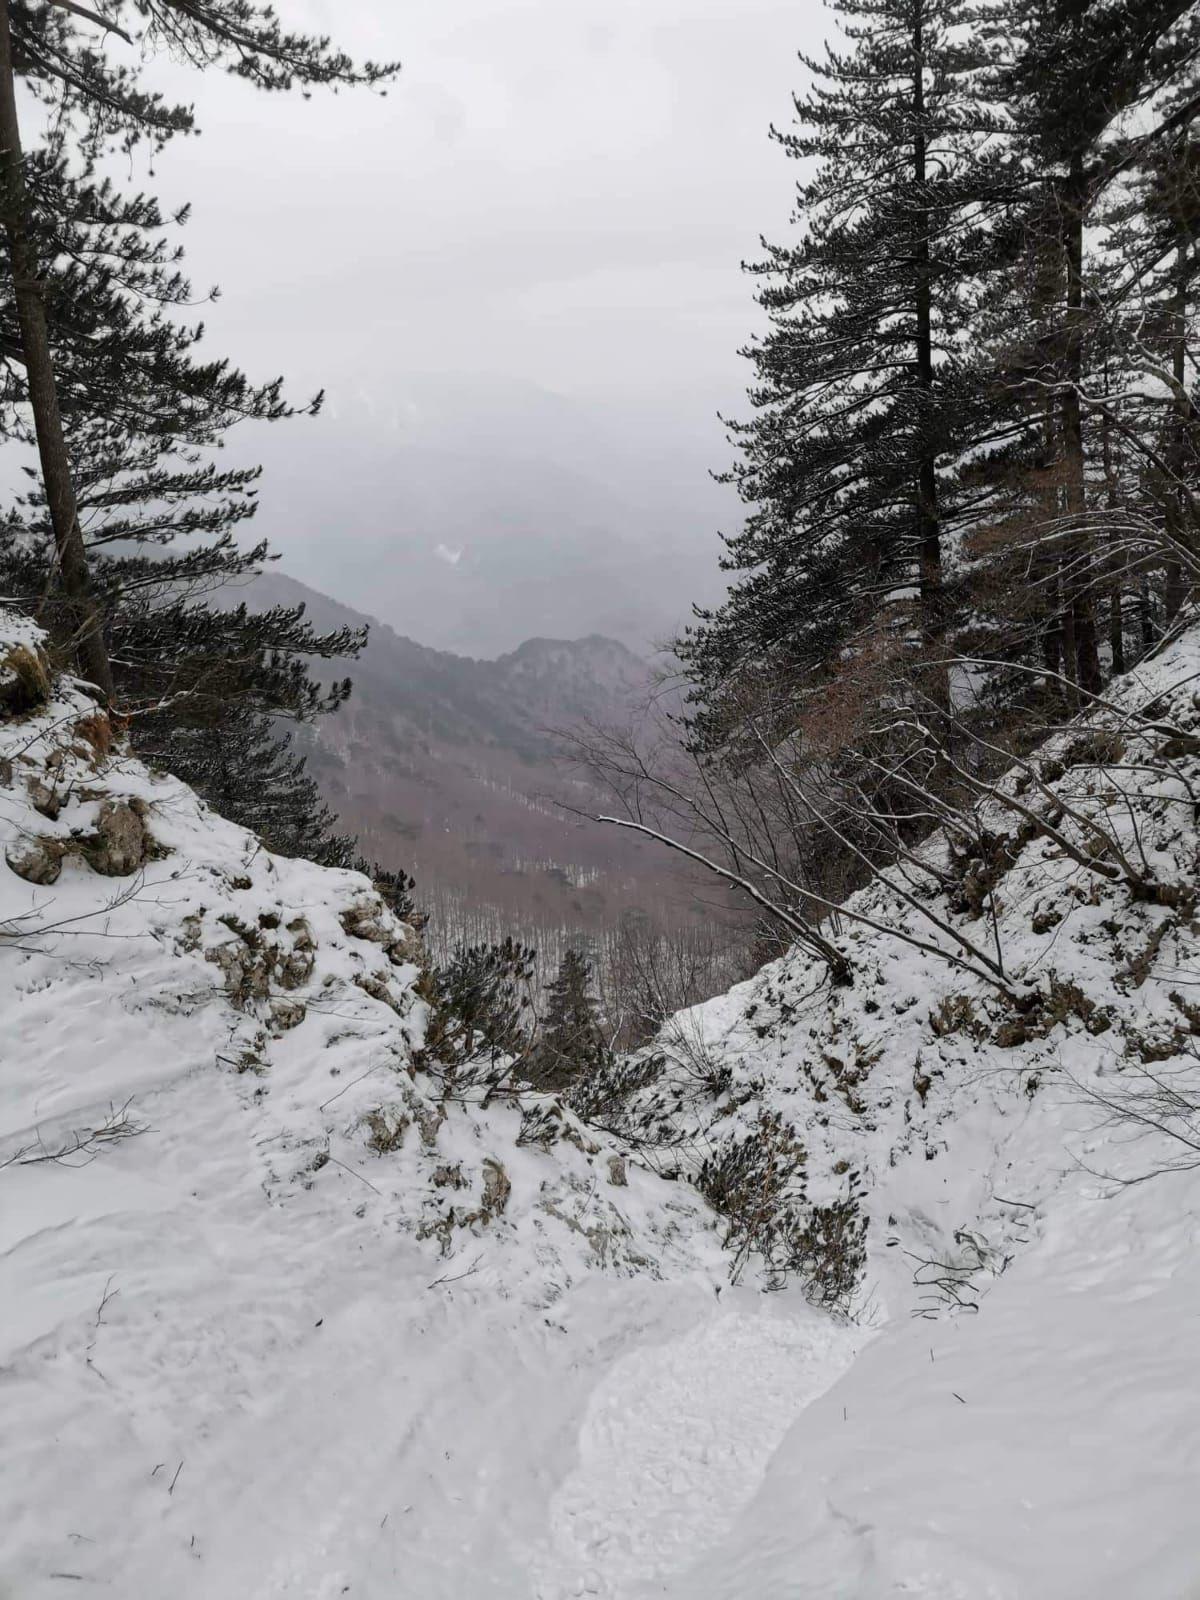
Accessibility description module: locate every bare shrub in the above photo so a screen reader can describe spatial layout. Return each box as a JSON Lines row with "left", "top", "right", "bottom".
{"left": 1068, "top": 1042, "right": 1200, "bottom": 1185}
{"left": 695, "top": 1110, "right": 867, "bottom": 1307}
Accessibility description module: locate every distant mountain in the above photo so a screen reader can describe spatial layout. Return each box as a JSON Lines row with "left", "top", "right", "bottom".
{"left": 241, "top": 376, "right": 733, "bottom": 656}
{"left": 239, "top": 572, "right": 692, "bottom": 947}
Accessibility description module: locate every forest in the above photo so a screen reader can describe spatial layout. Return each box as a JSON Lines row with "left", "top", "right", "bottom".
{"left": 4, "top": 0, "right": 1198, "bottom": 1060}
{"left": 2, "top": 4, "right": 1200, "bottom": 1590}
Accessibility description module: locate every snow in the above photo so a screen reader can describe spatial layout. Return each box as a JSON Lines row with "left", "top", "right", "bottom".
{"left": 3, "top": 612, "right": 1200, "bottom": 1597}
{"left": 536, "top": 1300, "right": 861, "bottom": 1598}
{"left": 659, "top": 1131, "right": 1200, "bottom": 1599}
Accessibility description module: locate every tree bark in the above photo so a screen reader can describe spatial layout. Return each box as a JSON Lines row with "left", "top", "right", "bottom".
{"left": 912, "top": 2, "right": 943, "bottom": 655}
{"left": 1060, "top": 150, "right": 1102, "bottom": 695}
{"left": 1100, "top": 402, "right": 1125, "bottom": 675}
{"left": 1037, "top": 404, "right": 1065, "bottom": 695}
{"left": 0, "top": 0, "right": 112, "bottom": 698}
{"left": 1164, "top": 236, "right": 1191, "bottom": 621}
{"left": 911, "top": 1, "right": 952, "bottom": 742}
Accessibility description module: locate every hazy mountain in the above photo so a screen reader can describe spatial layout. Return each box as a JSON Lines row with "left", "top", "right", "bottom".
{"left": 241, "top": 571, "right": 693, "bottom": 946}
{"left": 240, "top": 376, "right": 734, "bottom": 656}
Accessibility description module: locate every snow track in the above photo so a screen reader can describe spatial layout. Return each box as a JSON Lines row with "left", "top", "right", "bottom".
{"left": 536, "top": 1304, "right": 859, "bottom": 1598}
{"left": 17, "top": 1254, "right": 852, "bottom": 1600}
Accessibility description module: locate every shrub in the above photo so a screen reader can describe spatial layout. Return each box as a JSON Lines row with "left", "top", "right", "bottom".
{"left": 697, "top": 1110, "right": 866, "bottom": 1307}
{"left": 421, "top": 938, "right": 537, "bottom": 1069}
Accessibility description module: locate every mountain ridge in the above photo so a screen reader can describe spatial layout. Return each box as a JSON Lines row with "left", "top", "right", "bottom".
{"left": 238, "top": 570, "right": 691, "bottom": 952}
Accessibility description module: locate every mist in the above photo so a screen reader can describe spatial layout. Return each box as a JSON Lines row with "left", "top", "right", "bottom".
{"left": 130, "top": 0, "right": 824, "bottom": 655}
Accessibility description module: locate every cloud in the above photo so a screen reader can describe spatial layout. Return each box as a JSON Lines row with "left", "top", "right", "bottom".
{"left": 133, "top": 0, "right": 827, "bottom": 652}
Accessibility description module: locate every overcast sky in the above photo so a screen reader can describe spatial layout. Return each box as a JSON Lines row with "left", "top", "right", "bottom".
{"left": 140, "top": 0, "right": 828, "bottom": 656}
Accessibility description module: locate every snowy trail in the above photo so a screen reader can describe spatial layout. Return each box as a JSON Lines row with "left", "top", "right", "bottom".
{"left": 167, "top": 1282, "right": 857, "bottom": 1600}
{"left": 534, "top": 1304, "right": 859, "bottom": 1599}
{"left": 10, "top": 610, "right": 1200, "bottom": 1597}
{"left": 43, "top": 1251, "right": 857, "bottom": 1600}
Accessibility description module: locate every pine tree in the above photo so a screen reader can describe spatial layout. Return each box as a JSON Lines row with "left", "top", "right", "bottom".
{"left": 1099, "top": 111, "right": 1200, "bottom": 640}
{"left": 424, "top": 939, "right": 537, "bottom": 1069}
{"left": 163, "top": 707, "right": 339, "bottom": 860}
{"left": 0, "top": 3, "right": 110, "bottom": 694}
{"left": 0, "top": 2, "right": 396, "bottom": 845}
{"left": 970, "top": 0, "right": 1200, "bottom": 697}
{"left": 529, "top": 950, "right": 609, "bottom": 1093}
{"left": 677, "top": 0, "right": 991, "bottom": 753}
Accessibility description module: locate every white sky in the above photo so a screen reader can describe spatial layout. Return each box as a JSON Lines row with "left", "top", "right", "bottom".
{"left": 131, "top": 0, "right": 829, "bottom": 653}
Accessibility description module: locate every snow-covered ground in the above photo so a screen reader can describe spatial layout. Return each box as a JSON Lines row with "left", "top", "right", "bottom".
{"left": 3, "top": 613, "right": 1199, "bottom": 1597}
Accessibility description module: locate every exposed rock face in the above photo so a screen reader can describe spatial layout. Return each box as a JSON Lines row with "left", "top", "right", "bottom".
{"left": 340, "top": 898, "right": 420, "bottom": 966}
{"left": 340, "top": 899, "right": 393, "bottom": 945}
{"left": 4, "top": 800, "right": 150, "bottom": 886}
{"left": 205, "top": 913, "right": 318, "bottom": 1010}
{"left": 87, "top": 801, "right": 149, "bottom": 877}
{"left": 480, "top": 1157, "right": 511, "bottom": 1219}
{"left": 353, "top": 969, "right": 408, "bottom": 1014}
{"left": 27, "top": 778, "right": 63, "bottom": 821}
{"left": 0, "top": 642, "right": 51, "bottom": 720}
{"left": 279, "top": 918, "right": 317, "bottom": 989}
{"left": 5, "top": 836, "right": 65, "bottom": 886}
{"left": 269, "top": 997, "right": 307, "bottom": 1034}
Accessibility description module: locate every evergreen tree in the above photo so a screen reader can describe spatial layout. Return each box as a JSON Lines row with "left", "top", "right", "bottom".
{"left": 677, "top": 0, "right": 991, "bottom": 752}
{"left": 1099, "top": 114, "right": 1200, "bottom": 642}
{"left": 163, "top": 707, "right": 340, "bottom": 860}
{"left": 0, "top": 4, "right": 110, "bottom": 692}
{"left": 424, "top": 939, "right": 537, "bottom": 1069}
{"left": 529, "top": 949, "right": 609, "bottom": 1093}
{"left": 968, "top": 0, "right": 1200, "bottom": 697}
{"left": 0, "top": 2, "right": 396, "bottom": 849}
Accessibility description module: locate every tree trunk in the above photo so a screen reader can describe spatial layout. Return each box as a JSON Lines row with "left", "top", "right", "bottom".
{"left": 1100, "top": 403, "right": 1125, "bottom": 675}
{"left": 1038, "top": 405, "right": 1065, "bottom": 696}
{"left": 0, "top": 0, "right": 112, "bottom": 698}
{"left": 912, "top": 4, "right": 943, "bottom": 654}
{"left": 1164, "top": 237, "right": 1191, "bottom": 621}
{"left": 1061, "top": 150, "right": 1102, "bottom": 695}
{"left": 911, "top": 1, "right": 950, "bottom": 738}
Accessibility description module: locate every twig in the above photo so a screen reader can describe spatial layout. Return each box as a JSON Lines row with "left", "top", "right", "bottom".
{"left": 319, "top": 1064, "right": 381, "bottom": 1111}
{"left": 6, "top": 1098, "right": 148, "bottom": 1169}
{"left": 324, "top": 1154, "right": 383, "bottom": 1196}
{"left": 427, "top": 1253, "right": 483, "bottom": 1291}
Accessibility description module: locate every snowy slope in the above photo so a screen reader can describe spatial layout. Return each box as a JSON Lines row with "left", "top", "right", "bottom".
{"left": 617, "top": 631, "right": 1200, "bottom": 1597}
{"left": 3, "top": 609, "right": 1200, "bottom": 1599}
{"left": 0, "top": 616, "right": 743, "bottom": 1598}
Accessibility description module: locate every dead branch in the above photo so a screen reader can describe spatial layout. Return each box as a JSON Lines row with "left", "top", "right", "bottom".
{"left": 3, "top": 1097, "right": 149, "bottom": 1170}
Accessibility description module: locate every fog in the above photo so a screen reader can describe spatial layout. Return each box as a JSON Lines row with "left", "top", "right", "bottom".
{"left": 119, "top": 1, "right": 826, "bottom": 655}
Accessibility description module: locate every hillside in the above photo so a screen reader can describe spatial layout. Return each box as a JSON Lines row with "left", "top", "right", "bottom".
{"left": 3, "top": 608, "right": 1199, "bottom": 1596}
{"left": 239, "top": 571, "right": 711, "bottom": 961}
{"left": 0, "top": 612, "right": 724, "bottom": 1596}
{"left": 611, "top": 625, "right": 1200, "bottom": 1594}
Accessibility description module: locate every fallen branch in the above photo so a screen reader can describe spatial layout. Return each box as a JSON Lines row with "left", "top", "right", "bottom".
{"left": 3, "top": 1097, "right": 149, "bottom": 1170}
